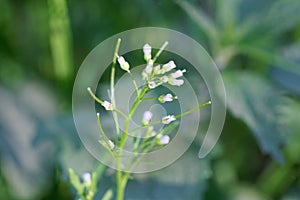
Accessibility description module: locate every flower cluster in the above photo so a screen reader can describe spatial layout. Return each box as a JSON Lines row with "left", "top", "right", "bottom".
{"left": 93, "top": 42, "right": 188, "bottom": 146}
{"left": 141, "top": 44, "right": 186, "bottom": 89}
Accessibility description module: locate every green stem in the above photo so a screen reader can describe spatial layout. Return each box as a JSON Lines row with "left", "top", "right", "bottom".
{"left": 116, "top": 169, "right": 124, "bottom": 200}
{"left": 174, "top": 101, "right": 211, "bottom": 119}
{"left": 87, "top": 87, "right": 104, "bottom": 104}
{"left": 114, "top": 108, "right": 129, "bottom": 120}
{"left": 129, "top": 121, "right": 161, "bottom": 134}
{"left": 119, "top": 85, "right": 149, "bottom": 148}
{"left": 128, "top": 71, "right": 140, "bottom": 96}
{"left": 115, "top": 85, "right": 148, "bottom": 200}
{"left": 152, "top": 41, "right": 169, "bottom": 63}
{"left": 111, "top": 38, "right": 122, "bottom": 139}
{"left": 142, "top": 97, "right": 158, "bottom": 101}
{"left": 122, "top": 140, "right": 158, "bottom": 183}
{"left": 96, "top": 113, "right": 117, "bottom": 161}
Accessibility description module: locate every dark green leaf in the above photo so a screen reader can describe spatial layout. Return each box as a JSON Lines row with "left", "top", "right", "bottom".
{"left": 222, "top": 71, "right": 285, "bottom": 162}
{"left": 264, "top": 0, "right": 300, "bottom": 34}
{"left": 177, "top": 0, "right": 219, "bottom": 41}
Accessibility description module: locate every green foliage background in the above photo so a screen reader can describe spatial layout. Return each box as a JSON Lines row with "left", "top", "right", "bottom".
{"left": 0, "top": 0, "right": 299, "bottom": 199}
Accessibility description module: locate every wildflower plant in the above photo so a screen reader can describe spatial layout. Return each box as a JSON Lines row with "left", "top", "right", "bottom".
{"left": 70, "top": 38, "right": 211, "bottom": 200}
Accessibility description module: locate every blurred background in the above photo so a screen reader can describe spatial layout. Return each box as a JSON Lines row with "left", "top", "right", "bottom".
{"left": 0, "top": 0, "right": 300, "bottom": 199}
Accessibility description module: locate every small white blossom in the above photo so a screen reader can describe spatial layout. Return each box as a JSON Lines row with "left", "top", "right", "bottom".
{"left": 158, "top": 93, "right": 176, "bottom": 103}
{"left": 117, "top": 56, "right": 130, "bottom": 72}
{"left": 102, "top": 101, "right": 113, "bottom": 110}
{"left": 161, "top": 61, "right": 176, "bottom": 73}
{"left": 142, "top": 65, "right": 153, "bottom": 80}
{"left": 170, "top": 69, "right": 186, "bottom": 79}
{"left": 154, "top": 65, "right": 162, "bottom": 74}
{"left": 143, "top": 44, "right": 152, "bottom": 61}
{"left": 160, "top": 75, "right": 168, "bottom": 83}
{"left": 159, "top": 135, "right": 170, "bottom": 145}
{"left": 148, "top": 81, "right": 156, "bottom": 89}
{"left": 142, "top": 111, "right": 153, "bottom": 125}
{"left": 108, "top": 140, "right": 115, "bottom": 149}
{"left": 162, "top": 115, "right": 176, "bottom": 124}
{"left": 145, "top": 65, "right": 153, "bottom": 74}
{"left": 82, "top": 173, "right": 92, "bottom": 185}
{"left": 168, "top": 78, "right": 184, "bottom": 86}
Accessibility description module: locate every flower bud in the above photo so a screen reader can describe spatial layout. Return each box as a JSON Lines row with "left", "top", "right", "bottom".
{"left": 117, "top": 56, "right": 130, "bottom": 72}
{"left": 143, "top": 44, "right": 152, "bottom": 61}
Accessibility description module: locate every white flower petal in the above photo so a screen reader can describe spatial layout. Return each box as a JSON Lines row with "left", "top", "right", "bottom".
{"left": 164, "top": 94, "right": 173, "bottom": 102}
{"left": 170, "top": 69, "right": 186, "bottom": 79}
{"left": 168, "top": 78, "right": 184, "bottom": 86}
{"left": 148, "top": 81, "right": 156, "bottom": 89}
{"left": 154, "top": 65, "right": 162, "bottom": 74}
{"left": 159, "top": 135, "right": 170, "bottom": 145}
{"left": 117, "top": 56, "right": 130, "bottom": 72}
{"left": 145, "top": 65, "right": 153, "bottom": 74}
{"left": 162, "top": 60, "right": 176, "bottom": 73}
{"left": 143, "top": 44, "right": 152, "bottom": 61}
{"left": 162, "top": 115, "right": 176, "bottom": 124}
{"left": 82, "top": 173, "right": 92, "bottom": 184}
{"left": 108, "top": 140, "right": 115, "bottom": 149}
{"left": 102, "top": 101, "right": 113, "bottom": 110}
{"left": 143, "top": 111, "right": 153, "bottom": 124}
{"left": 160, "top": 75, "right": 168, "bottom": 83}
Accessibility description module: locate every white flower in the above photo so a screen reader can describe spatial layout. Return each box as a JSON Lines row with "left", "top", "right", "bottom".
{"left": 102, "top": 101, "right": 113, "bottom": 110}
{"left": 145, "top": 65, "right": 153, "bottom": 74}
{"left": 168, "top": 78, "right": 184, "bottom": 86}
{"left": 143, "top": 44, "right": 152, "bottom": 61}
{"left": 142, "top": 111, "right": 152, "bottom": 125}
{"left": 162, "top": 115, "right": 176, "bottom": 124}
{"left": 154, "top": 65, "right": 162, "bottom": 74}
{"left": 160, "top": 75, "right": 168, "bottom": 83}
{"left": 108, "top": 140, "right": 115, "bottom": 149}
{"left": 161, "top": 61, "right": 176, "bottom": 73}
{"left": 170, "top": 69, "right": 186, "bottom": 79}
{"left": 142, "top": 65, "right": 153, "bottom": 80}
{"left": 82, "top": 173, "right": 92, "bottom": 185}
{"left": 158, "top": 93, "right": 176, "bottom": 103}
{"left": 148, "top": 81, "right": 156, "bottom": 89}
{"left": 159, "top": 135, "right": 170, "bottom": 145}
{"left": 117, "top": 56, "right": 130, "bottom": 72}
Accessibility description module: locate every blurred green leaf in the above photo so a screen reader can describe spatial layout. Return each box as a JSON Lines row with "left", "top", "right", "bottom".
{"left": 48, "top": 0, "right": 73, "bottom": 82}
{"left": 216, "top": 0, "right": 240, "bottom": 30}
{"left": 102, "top": 189, "right": 113, "bottom": 200}
{"left": 264, "top": 0, "right": 300, "bottom": 34}
{"left": 279, "top": 99, "right": 300, "bottom": 162}
{"left": 271, "top": 42, "right": 300, "bottom": 96}
{"left": 68, "top": 168, "right": 83, "bottom": 195}
{"left": 222, "top": 71, "right": 285, "bottom": 162}
{"left": 177, "top": 0, "right": 219, "bottom": 42}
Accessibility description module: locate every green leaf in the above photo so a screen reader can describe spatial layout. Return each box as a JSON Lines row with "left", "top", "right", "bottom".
{"left": 222, "top": 71, "right": 285, "bottom": 162}
{"left": 271, "top": 42, "right": 300, "bottom": 96}
{"left": 68, "top": 168, "right": 83, "bottom": 195}
{"left": 278, "top": 98, "right": 300, "bottom": 162}
{"left": 216, "top": 0, "right": 241, "bottom": 29}
{"left": 177, "top": 0, "right": 219, "bottom": 41}
{"left": 102, "top": 189, "right": 113, "bottom": 200}
{"left": 264, "top": 0, "right": 300, "bottom": 34}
